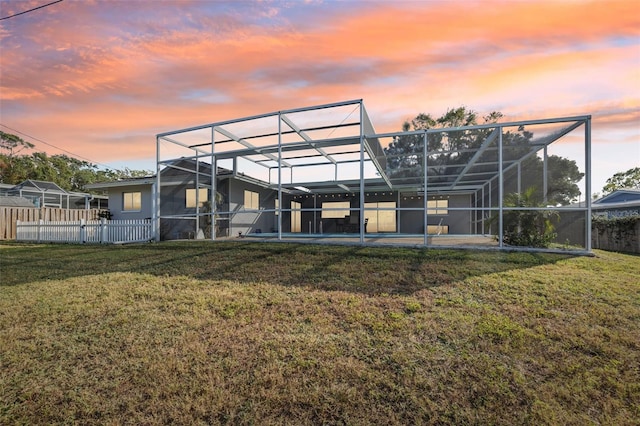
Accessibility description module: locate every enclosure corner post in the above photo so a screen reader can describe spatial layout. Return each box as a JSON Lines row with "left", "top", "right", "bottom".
{"left": 585, "top": 116, "right": 592, "bottom": 252}
{"left": 498, "top": 127, "right": 504, "bottom": 249}
{"left": 359, "top": 100, "right": 365, "bottom": 245}
{"left": 154, "top": 136, "right": 161, "bottom": 242}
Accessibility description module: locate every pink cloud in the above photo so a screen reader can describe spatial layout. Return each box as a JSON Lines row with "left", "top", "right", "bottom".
{"left": 0, "top": 0, "right": 637, "bottom": 181}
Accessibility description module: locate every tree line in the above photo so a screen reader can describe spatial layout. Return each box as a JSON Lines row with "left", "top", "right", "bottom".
{"left": 2, "top": 116, "right": 637, "bottom": 198}
{"left": 0, "top": 131, "right": 151, "bottom": 193}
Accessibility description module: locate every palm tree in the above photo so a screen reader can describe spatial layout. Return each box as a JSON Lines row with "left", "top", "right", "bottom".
{"left": 490, "top": 186, "right": 558, "bottom": 248}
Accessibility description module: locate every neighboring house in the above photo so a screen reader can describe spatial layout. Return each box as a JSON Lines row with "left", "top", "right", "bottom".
{"left": 0, "top": 183, "right": 15, "bottom": 195}
{"left": 592, "top": 189, "right": 640, "bottom": 218}
{"left": 6, "top": 180, "right": 108, "bottom": 209}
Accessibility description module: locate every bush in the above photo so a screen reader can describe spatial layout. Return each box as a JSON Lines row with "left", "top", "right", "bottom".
{"left": 592, "top": 215, "right": 639, "bottom": 243}
{"left": 489, "top": 187, "right": 558, "bottom": 248}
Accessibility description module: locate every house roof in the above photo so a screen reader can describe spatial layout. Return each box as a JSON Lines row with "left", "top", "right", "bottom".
{"left": 0, "top": 196, "right": 36, "bottom": 207}
{"left": 85, "top": 176, "right": 156, "bottom": 190}
{"left": 593, "top": 189, "right": 640, "bottom": 205}
{"left": 9, "top": 179, "right": 107, "bottom": 201}
{"left": 85, "top": 160, "right": 235, "bottom": 191}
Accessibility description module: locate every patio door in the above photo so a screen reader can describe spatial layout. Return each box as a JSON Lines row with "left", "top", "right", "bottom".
{"left": 365, "top": 202, "right": 397, "bottom": 232}
{"left": 291, "top": 201, "right": 301, "bottom": 233}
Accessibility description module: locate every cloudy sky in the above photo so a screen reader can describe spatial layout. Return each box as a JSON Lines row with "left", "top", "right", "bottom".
{"left": 1, "top": 0, "right": 638, "bottom": 195}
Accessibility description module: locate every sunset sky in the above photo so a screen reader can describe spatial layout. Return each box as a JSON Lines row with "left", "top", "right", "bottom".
{"left": 1, "top": 0, "right": 638, "bottom": 195}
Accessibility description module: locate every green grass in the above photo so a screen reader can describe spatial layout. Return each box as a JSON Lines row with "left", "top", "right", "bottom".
{"left": 1, "top": 241, "right": 639, "bottom": 425}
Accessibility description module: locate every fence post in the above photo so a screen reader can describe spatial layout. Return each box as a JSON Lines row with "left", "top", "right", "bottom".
{"left": 38, "top": 219, "right": 43, "bottom": 243}
{"left": 80, "top": 219, "right": 86, "bottom": 243}
{"left": 101, "top": 217, "right": 108, "bottom": 243}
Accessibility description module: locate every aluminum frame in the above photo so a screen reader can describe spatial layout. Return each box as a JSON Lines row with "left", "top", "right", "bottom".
{"left": 155, "top": 100, "right": 591, "bottom": 253}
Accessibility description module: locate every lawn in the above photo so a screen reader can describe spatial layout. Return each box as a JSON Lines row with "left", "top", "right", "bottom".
{"left": 1, "top": 241, "right": 638, "bottom": 425}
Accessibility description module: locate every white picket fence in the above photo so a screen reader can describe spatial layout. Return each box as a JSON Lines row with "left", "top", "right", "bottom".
{"left": 16, "top": 219, "right": 154, "bottom": 244}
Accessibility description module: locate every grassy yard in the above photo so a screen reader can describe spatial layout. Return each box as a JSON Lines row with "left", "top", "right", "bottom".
{"left": 1, "top": 241, "right": 638, "bottom": 425}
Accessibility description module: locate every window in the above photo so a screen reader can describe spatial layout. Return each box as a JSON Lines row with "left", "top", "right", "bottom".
{"left": 427, "top": 199, "right": 448, "bottom": 215}
{"left": 244, "top": 190, "right": 259, "bottom": 209}
{"left": 365, "top": 202, "right": 397, "bottom": 232}
{"left": 321, "top": 201, "right": 350, "bottom": 218}
{"left": 186, "top": 188, "right": 208, "bottom": 208}
{"left": 123, "top": 191, "right": 141, "bottom": 211}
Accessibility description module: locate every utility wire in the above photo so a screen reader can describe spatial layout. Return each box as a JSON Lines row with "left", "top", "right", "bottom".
{"left": 0, "top": 123, "right": 114, "bottom": 169}
{"left": 0, "top": 0, "right": 64, "bottom": 21}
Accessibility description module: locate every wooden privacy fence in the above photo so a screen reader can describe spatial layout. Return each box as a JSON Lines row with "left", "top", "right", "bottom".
{"left": 1, "top": 207, "right": 102, "bottom": 240}
{"left": 16, "top": 219, "right": 154, "bottom": 244}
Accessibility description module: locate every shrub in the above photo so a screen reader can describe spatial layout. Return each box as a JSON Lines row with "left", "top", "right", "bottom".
{"left": 489, "top": 187, "right": 558, "bottom": 248}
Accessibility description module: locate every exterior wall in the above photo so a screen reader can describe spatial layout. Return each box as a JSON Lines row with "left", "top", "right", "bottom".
{"left": 109, "top": 184, "right": 153, "bottom": 220}
{"left": 159, "top": 182, "right": 192, "bottom": 240}
{"left": 593, "top": 205, "right": 640, "bottom": 219}
{"left": 228, "top": 179, "right": 277, "bottom": 236}
{"left": 399, "top": 193, "right": 472, "bottom": 234}
{"left": 280, "top": 192, "right": 473, "bottom": 235}
{"left": 554, "top": 211, "right": 587, "bottom": 248}
{"left": 159, "top": 179, "right": 224, "bottom": 240}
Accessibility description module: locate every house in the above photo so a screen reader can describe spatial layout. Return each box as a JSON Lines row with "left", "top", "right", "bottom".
{"left": 592, "top": 189, "right": 640, "bottom": 218}
{"left": 5, "top": 179, "right": 107, "bottom": 209}
{"left": 94, "top": 99, "right": 593, "bottom": 252}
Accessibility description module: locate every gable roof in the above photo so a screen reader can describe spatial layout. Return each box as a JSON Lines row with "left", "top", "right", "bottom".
{"left": 11, "top": 179, "right": 67, "bottom": 194}
{"left": 85, "top": 176, "right": 156, "bottom": 190}
{"left": 85, "top": 159, "right": 234, "bottom": 191}
{"left": 594, "top": 189, "right": 640, "bottom": 205}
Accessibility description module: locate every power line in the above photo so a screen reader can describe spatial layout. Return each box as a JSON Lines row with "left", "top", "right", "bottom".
{"left": 0, "top": 123, "right": 114, "bottom": 169}
{"left": 0, "top": 0, "right": 64, "bottom": 21}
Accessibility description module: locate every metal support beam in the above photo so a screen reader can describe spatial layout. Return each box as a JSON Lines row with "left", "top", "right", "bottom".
{"left": 543, "top": 146, "right": 548, "bottom": 204}
{"left": 211, "top": 127, "right": 216, "bottom": 241}
{"left": 155, "top": 136, "right": 161, "bottom": 242}
{"left": 214, "top": 125, "right": 292, "bottom": 168}
{"left": 423, "top": 132, "right": 428, "bottom": 246}
{"left": 363, "top": 138, "right": 393, "bottom": 190}
{"left": 449, "top": 128, "right": 499, "bottom": 189}
{"left": 585, "top": 118, "right": 592, "bottom": 251}
{"left": 277, "top": 113, "right": 283, "bottom": 241}
{"left": 280, "top": 114, "right": 338, "bottom": 165}
{"left": 195, "top": 152, "right": 200, "bottom": 236}
{"left": 359, "top": 102, "right": 365, "bottom": 244}
{"left": 498, "top": 128, "right": 504, "bottom": 248}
